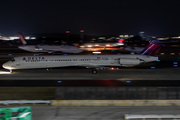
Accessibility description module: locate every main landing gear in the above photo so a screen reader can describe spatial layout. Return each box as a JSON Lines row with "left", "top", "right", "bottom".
{"left": 10, "top": 69, "right": 13, "bottom": 73}
{"left": 92, "top": 68, "right": 97, "bottom": 74}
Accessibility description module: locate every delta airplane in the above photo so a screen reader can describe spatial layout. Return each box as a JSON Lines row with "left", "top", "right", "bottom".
{"left": 2, "top": 40, "right": 163, "bottom": 74}
{"left": 17, "top": 33, "right": 83, "bottom": 53}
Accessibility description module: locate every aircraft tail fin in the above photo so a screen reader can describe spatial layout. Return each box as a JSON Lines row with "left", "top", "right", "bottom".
{"left": 139, "top": 40, "right": 163, "bottom": 56}
{"left": 17, "top": 32, "right": 27, "bottom": 45}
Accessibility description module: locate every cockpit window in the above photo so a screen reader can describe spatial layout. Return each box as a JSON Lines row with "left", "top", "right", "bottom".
{"left": 11, "top": 58, "right": 15, "bottom": 62}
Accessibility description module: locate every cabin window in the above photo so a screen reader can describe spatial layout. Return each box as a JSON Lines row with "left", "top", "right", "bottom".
{"left": 11, "top": 58, "right": 15, "bottom": 62}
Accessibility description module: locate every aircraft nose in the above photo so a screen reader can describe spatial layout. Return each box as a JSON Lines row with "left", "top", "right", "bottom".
{"left": 2, "top": 62, "right": 11, "bottom": 69}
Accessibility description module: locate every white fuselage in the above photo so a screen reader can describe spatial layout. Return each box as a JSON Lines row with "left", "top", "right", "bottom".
{"left": 18, "top": 45, "right": 83, "bottom": 53}
{"left": 2, "top": 55, "right": 158, "bottom": 70}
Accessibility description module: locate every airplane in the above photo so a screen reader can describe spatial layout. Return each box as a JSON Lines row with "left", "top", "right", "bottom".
{"left": 123, "top": 40, "right": 169, "bottom": 53}
{"left": 79, "top": 39, "right": 124, "bottom": 51}
{"left": 17, "top": 33, "right": 83, "bottom": 53}
{"left": 123, "top": 46, "right": 145, "bottom": 53}
{"left": 2, "top": 40, "right": 163, "bottom": 74}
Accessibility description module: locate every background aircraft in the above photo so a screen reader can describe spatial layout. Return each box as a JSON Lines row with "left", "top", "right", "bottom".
{"left": 17, "top": 33, "right": 83, "bottom": 54}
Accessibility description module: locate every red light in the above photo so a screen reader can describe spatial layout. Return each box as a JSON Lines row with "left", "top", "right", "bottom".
{"left": 118, "top": 39, "right": 124, "bottom": 43}
{"left": 66, "top": 31, "right": 70, "bottom": 33}
{"left": 111, "top": 67, "right": 114, "bottom": 70}
{"left": 80, "top": 30, "right": 84, "bottom": 33}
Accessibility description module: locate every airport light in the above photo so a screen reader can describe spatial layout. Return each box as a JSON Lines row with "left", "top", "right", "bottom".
{"left": 92, "top": 51, "right": 101, "bottom": 54}
{"left": 151, "top": 67, "right": 155, "bottom": 69}
{"left": 25, "top": 36, "right": 30, "bottom": 39}
{"left": 80, "top": 30, "right": 84, "bottom": 33}
{"left": 173, "top": 62, "right": 178, "bottom": 64}
{"left": 87, "top": 45, "right": 92, "bottom": 47}
{"left": 160, "top": 53, "right": 164, "bottom": 55}
{"left": 131, "top": 52, "right": 135, "bottom": 55}
{"left": 95, "top": 44, "right": 99, "bottom": 46}
{"left": 31, "top": 37, "right": 36, "bottom": 39}
{"left": 66, "top": 31, "right": 70, "bottom": 33}
{"left": 106, "top": 44, "right": 110, "bottom": 47}
{"left": 111, "top": 67, "right": 114, "bottom": 70}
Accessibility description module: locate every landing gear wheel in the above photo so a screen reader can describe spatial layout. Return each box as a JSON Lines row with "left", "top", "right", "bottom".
{"left": 92, "top": 69, "right": 97, "bottom": 74}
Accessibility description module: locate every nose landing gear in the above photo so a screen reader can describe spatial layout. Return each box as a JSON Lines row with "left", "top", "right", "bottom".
{"left": 92, "top": 68, "right": 97, "bottom": 74}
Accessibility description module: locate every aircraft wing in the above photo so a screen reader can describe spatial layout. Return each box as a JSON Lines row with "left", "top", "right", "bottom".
{"left": 75, "top": 63, "right": 100, "bottom": 68}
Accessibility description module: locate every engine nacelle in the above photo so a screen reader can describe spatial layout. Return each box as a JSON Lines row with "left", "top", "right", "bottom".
{"left": 119, "top": 58, "right": 144, "bottom": 66}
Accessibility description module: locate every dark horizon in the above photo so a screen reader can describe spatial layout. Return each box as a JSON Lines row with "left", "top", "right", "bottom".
{"left": 1, "top": 0, "right": 180, "bottom": 36}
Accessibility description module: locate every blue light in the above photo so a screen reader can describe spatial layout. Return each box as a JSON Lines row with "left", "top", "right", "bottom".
{"left": 126, "top": 81, "right": 131, "bottom": 83}
{"left": 173, "top": 62, "right": 178, "bottom": 64}
{"left": 117, "top": 53, "right": 121, "bottom": 55}
{"left": 111, "top": 50, "right": 115, "bottom": 52}
{"left": 174, "top": 65, "right": 178, "bottom": 67}
{"left": 57, "top": 81, "right": 62, "bottom": 83}
{"left": 156, "top": 60, "right": 160, "bottom": 62}
{"left": 98, "top": 40, "right": 102, "bottom": 42}
{"left": 141, "top": 44, "right": 145, "bottom": 45}
{"left": 8, "top": 54, "right": 12, "bottom": 56}
{"left": 151, "top": 67, "right": 155, "bottom": 69}
{"left": 64, "top": 54, "right": 67, "bottom": 55}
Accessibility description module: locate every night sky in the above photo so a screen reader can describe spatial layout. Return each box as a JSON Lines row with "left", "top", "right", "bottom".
{"left": 0, "top": 0, "right": 180, "bottom": 36}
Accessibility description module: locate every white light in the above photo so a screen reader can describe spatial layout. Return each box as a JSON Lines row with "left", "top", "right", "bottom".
{"left": 31, "top": 37, "right": 36, "bottom": 39}
{"left": 87, "top": 45, "right": 92, "bottom": 47}
{"left": 25, "top": 36, "right": 30, "bottom": 39}
{"left": 0, "top": 71, "right": 11, "bottom": 74}
{"left": 106, "top": 44, "right": 110, "bottom": 47}
{"left": 95, "top": 44, "right": 99, "bottom": 46}
{"left": 92, "top": 51, "right": 101, "bottom": 54}
{"left": 117, "top": 43, "right": 124, "bottom": 45}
